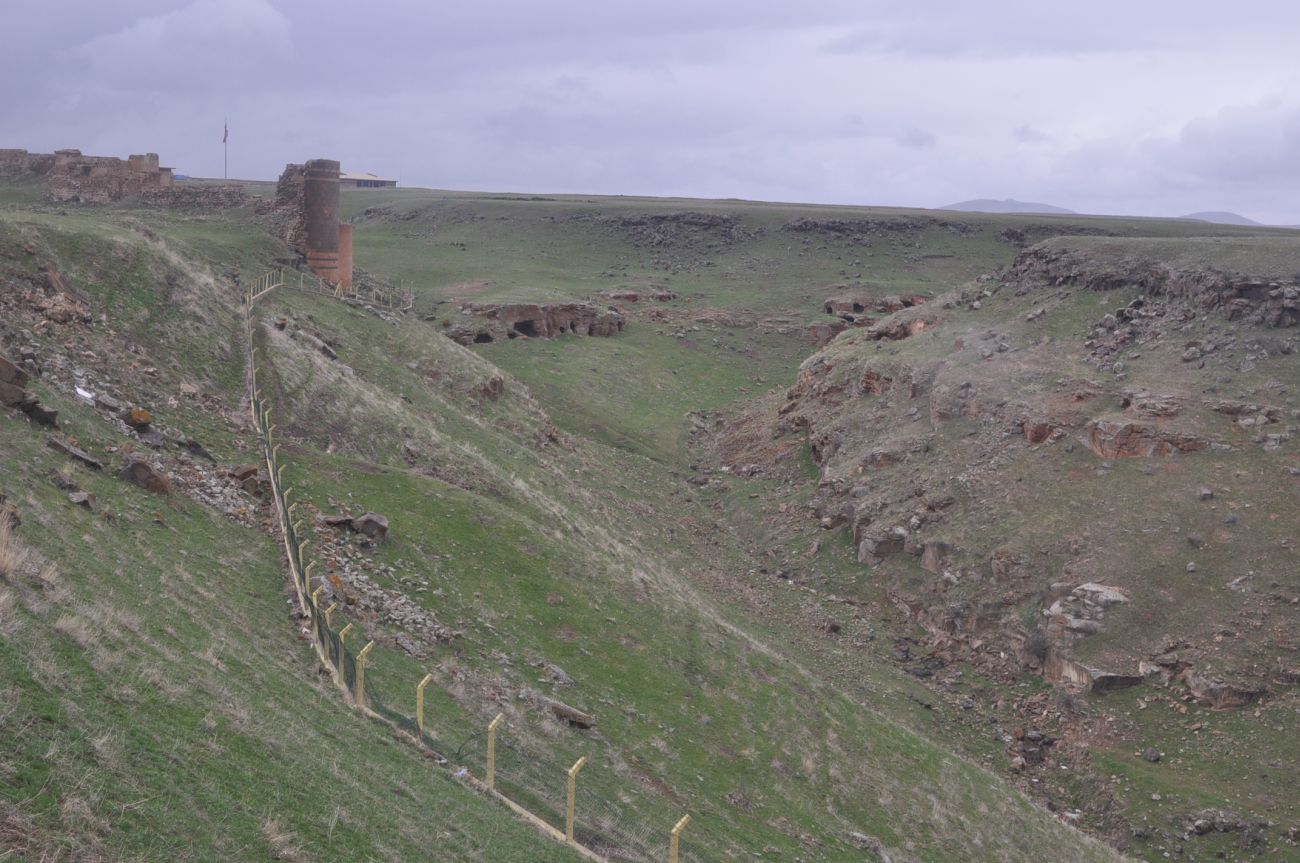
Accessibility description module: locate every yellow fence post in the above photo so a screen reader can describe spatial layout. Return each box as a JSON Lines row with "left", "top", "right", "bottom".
{"left": 355, "top": 640, "right": 375, "bottom": 705}
{"left": 416, "top": 673, "right": 433, "bottom": 734}
{"left": 310, "top": 584, "right": 324, "bottom": 609}
{"left": 486, "top": 713, "right": 504, "bottom": 789}
{"left": 323, "top": 602, "right": 337, "bottom": 628}
{"left": 669, "top": 814, "right": 691, "bottom": 863}
{"left": 566, "top": 756, "right": 588, "bottom": 843}
{"left": 339, "top": 622, "right": 354, "bottom": 644}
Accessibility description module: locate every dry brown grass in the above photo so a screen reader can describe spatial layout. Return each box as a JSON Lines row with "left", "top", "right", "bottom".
{"left": 53, "top": 614, "right": 95, "bottom": 650}
{"left": 0, "top": 519, "right": 31, "bottom": 583}
{"left": 0, "top": 589, "right": 19, "bottom": 638}
{"left": 261, "top": 816, "right": 308, "bottom": 862}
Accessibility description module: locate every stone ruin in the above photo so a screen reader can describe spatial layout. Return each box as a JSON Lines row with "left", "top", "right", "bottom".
{"left": 0, "top": 147, "right": 246, "bottom": 207}
{"left": 275, "top": 159, "right": 353, "bottom": 291}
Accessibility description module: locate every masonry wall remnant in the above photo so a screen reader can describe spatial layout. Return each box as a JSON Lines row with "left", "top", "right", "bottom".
{"left": 0, "top": 148, "right": 172, "bottom": 203}
{"left": 0, "top": 147, "right": 246, "bottom": 207}
{"left": 275, "top": 158, "right": 353, "bottom": 290}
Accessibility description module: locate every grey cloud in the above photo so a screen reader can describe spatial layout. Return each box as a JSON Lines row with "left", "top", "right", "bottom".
{"left": 1012, "top": 125, "right": 1049, "bottom": 144}
{"left": 68, "top": 0, "right": 294, "bottom": 91}
{"left": 896, "top": 127, "right": 936, "bottom": 150}
{"left": 4, "top": 1, "right": 1299, "bottom": 223}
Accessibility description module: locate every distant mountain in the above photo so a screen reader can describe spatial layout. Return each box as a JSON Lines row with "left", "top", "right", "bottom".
{"left": 1179, "top": 211, "right": 1263, "bottom": 226}
{"left": 939, "top": 198, "right": 1076, "bottom": 215}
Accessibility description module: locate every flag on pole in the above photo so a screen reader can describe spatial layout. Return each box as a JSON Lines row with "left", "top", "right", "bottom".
{"left": 223, "top": 122, "right": 228, "bottom": 144}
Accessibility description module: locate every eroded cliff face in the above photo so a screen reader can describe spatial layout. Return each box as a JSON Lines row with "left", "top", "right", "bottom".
{"left": 451, "top": 302, "right": 625, "bottom": 344}
{"left": 1008, "top": 241, "right": 1300, "bottom": 328}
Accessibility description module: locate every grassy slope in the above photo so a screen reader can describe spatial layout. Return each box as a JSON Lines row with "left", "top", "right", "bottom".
{"left": 0, "top": 206, "right": 581, "bottom": 863}
{"left": 0, "top": 192, "right": 1132, "bottom": 861}
{"left": 339, "top": 188, "right": 1300, "bottom": 861}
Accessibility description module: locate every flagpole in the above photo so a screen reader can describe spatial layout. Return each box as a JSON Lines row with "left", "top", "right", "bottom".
{"left": 223, "top": 117, "right": 228, "bottom": 180}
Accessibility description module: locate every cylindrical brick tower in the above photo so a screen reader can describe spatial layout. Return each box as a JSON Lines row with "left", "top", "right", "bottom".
{"left": 303, "top": 158, "right": 341, "bottom": 284}
{"left": 337, "top": 223, "right": 354, "bottom": 292}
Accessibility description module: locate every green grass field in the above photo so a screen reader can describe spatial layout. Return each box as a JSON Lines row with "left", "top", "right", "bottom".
{"left": 7, "top": 185, "right": 1295, "bottom": 861}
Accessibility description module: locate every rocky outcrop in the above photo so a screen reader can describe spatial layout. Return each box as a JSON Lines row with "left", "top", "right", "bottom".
{"left": 0, "top": 354, "right": 58, "bottom": 427}
{"left": 824, "top": 292, "right": 928, "bottom": 321}
{"left": 1182, "top": 671, "right": 1264, "bottom": 710}
{"left": 456, "top": 302, "right": 624, "bottom": 342}
{"left": 1083, "top": 419, "right": 1207, "bottom": 458}
{"left": 1009, "top": 243, "right": 1300, "bottom": 328}
{"left": 1044, "top": 653, "right": 1142, "bottom": 694}
{"left": 594, "top": 289, "right": 677, "bottom": 302}
{"left": 783, "top": 216, "right": 970, "bottom": 236}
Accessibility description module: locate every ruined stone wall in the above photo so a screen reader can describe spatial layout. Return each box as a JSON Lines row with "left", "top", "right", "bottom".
{"left": 0, "top": 149, "right": 55, "bottom": 179}
{"left": 2, "top": 147, "right": 249, "bottom": 207}
{"left": 275, "top": 158, "right": 353, "bottom": 287}
{"left": 44, "top": 149, "right": 175, "bottom": 203}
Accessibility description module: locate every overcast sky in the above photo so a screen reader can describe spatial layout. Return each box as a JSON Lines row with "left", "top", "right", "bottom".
{"left": 5, "top": 1, "right": 1300, "bottom": 223}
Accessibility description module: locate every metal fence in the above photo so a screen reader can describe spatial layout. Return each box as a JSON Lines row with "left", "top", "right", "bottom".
{"left": 248, "top": 267, "right": 413, "bottom": 312}
{"left": 242, "top": 272, "right": 699, "bottom": 863}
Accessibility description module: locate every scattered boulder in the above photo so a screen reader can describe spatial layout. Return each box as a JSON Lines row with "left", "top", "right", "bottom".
{"left": 323, "top": 512, "right": 390, "bottom": 540}
{"left": 530, "top": 693, "right": 595, "bottom": 728}
{"left": 68, "top": 491, "right": 94, "bottom": 509}
{"left": 0, "top": 379, "right": 25, "bottom": 406}
{"left": 858, "top": 526, "right": 906, "bottom": 565}
{"left": 118, "top": 456, "right": 170, "bottom": 495}
{"left": 352, "top": 512, "right": 389, "bottom": 540}
{"left": 121, "top": 407, "right": 153, "bottom": 429}
{"left": 0, "top": 356, "right": 29, "bottom": 389}
{"left": 1187, "top": 808, "right": 1245, "bottom": 835}
{"left": 228, "top": 463, "right": 267, "bottom": 496}
{"left": 47, "top": 436, "right": 103, "bottom": 470}
{"left": 1073, "top": 582, "right": 1130, "bottom": 607}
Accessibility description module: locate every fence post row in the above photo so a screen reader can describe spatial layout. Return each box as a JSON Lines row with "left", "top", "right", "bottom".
{"left": 486, "top": 713, "right": 504, "bottom": 790}
{"left": 416, "top": 673, "right": 433, "bottom": 734}
{"left": 566, "top": 756, "right": 588, "bottom": 843}
{"left": 669, "top": 814, "right": 691, "bottom": 863}
{"left": 355, "top": 640, "right": 376, "bottom": 706}
{"left": 244, "top": 268, "right": 692, "bottom": 862}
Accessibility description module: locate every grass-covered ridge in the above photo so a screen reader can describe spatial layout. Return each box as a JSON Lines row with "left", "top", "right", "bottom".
{"left": 12, "top": 189, "right": 1267, "bottom": 860}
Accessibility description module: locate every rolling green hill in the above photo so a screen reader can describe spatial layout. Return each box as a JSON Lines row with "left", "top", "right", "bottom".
{"left": 3, "top": 184, "right": 1295, "bottom": 861}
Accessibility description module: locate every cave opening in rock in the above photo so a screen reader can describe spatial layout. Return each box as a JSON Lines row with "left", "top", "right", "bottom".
{"left": 473, "top": 331, "right": 494, "bottom": 344}
{"left": 513, "top": 319, "right": 540, "bottom": 337}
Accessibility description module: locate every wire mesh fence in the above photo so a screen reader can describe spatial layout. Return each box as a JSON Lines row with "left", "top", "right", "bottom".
{"left": 242, "top": 272, "right": 702, "bottom": 863}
